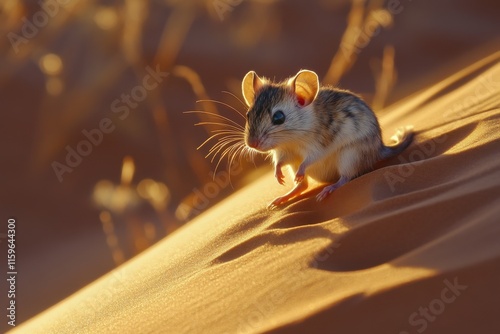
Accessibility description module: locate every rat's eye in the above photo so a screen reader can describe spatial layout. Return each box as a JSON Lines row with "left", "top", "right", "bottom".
{"left": 272, "top": 110, "right": 285, "bottom": 125}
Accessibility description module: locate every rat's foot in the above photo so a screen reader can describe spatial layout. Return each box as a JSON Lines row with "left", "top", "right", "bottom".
{"left": 316, "top": 186, "right": 336, "bottom": 201}
{"left": 268, "top": 178, "right": 309, "bottom": 209}
{"left": 316, "top": 176, "right": 350, "bottom": 202}
{"left": 294, "top": 173, "right": 305, "bottom": 184}
{"left": 268, "top": 195, "right": 289, "bottom": 209}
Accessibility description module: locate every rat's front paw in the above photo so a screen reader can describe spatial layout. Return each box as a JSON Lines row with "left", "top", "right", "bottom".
{"left": 275, "top": 169, "right": 285, "bottom": 185}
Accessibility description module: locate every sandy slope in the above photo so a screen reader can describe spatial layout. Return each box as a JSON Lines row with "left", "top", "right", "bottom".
{"left": 12, "top": 54, "right": 500, "bottom": 334}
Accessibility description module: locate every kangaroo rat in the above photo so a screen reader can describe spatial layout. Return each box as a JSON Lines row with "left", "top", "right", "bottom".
{"left": 241, "top": 69, "right": 414, "bottom": 208}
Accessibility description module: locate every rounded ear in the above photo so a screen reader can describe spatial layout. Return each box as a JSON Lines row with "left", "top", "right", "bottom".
{"left": 242, "top": 71, "right": 266, "bottom": 107}
{"left": 288, "top": 70, "right": 319, "bottom": 107}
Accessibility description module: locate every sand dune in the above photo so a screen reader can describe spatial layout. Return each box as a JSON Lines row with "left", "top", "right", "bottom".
{"left": 12, "top": 54, "right": 500, "bottom": 334}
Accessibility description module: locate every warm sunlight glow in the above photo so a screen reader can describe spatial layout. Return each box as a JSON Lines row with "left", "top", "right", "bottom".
{"left": 94, "top": 7, "right": 119, "bottom": 30}
{"left": 99, "top": 210, "right": 125, "bottom": 265}
{"left": 143, "top": 222, "right": 157, "bottom": 241}
{"left": 9, "top": 0, "right": 500, "bottom": 332}
{"left": 114, "top": 185, "right": 136, "bottom": 212}
{"left": 137, "top": 179, "right": 170, "bottom": 211}
{"left": 93, "top": 180, "right": 138, "bottom": 213}
{"left": 121, "top": 156, "right": 135, "bottom": 186}
{"left": 99, "top": 211, "right": 113, "bottom": 233}
{"left": 45, "top": 77, "right": 64, "bottom": 96}
{"left": 93, "top": 180, "right": 115, "bottom": 206}
{"left": 39, "top": 53, "right": 63, "bottom": 76}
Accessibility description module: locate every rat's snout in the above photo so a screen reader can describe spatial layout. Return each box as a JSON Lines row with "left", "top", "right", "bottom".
{"left": 245, "top": 131, "right": 265, "bottom": 151}
{"left": 246, "top": 137, "right": 261, "bottom": 149}
{"left": 245, "top": 128, "right": 268, "bottom": 152}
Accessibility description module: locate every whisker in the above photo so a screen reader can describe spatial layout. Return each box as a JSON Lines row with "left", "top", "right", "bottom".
{"left": 214, "top": 133, "right": 244, "bottom": 140}
{"left": 241, "top": 146, "right": 250, "bottom": 163}
{"left": 248, "top": 148, "right": 258, "bottom": 167}
{"left": 226, "top": 145, "right": 243, "bottom": 184}
{"left": 207, "top": 144, "right": 231, "bottom": 162}
{"left": 197, "top": 132, "right": 242, "bottom": 150}
{"left": 229, "top": 144, "right": 246, "bottom": 177}
{"left": 210, "top": 133, "right": 242, "bottom": 143}
{"left": 207, "top": 138, "right": 241, "bottom": 156}
{"left": 197, "top": 99, "right": 246, "bottom": 120}
{"left": 221, "top": 141, "right": 244, "bottom": 169}
{"left": 214, "top": 144, "right": 235, "bottom": 175}
{"left": 214, "top": 142, "right": 243, "bottom": 176}
{"left": 184, "top": 110, "right": 244, "bottom": 128}
{"left": 210, "top": 130, "right": 242, "bottom": 137}
{"left": 212, "top": 138, "right": 243, "bottom": 159}
{"left": 211, "top": 128, "right": 244, "bottom": 134}
{"left": 209, "top": 137, "right": 243, "bottom": 151}
{"left": 195, "top": 121, "right": 244, "bottom": 132}
{"left": 209, "top": 135, "right": 243, "bottom": 149}
{"left": 207, "top": 138, "right": 243, "bottom": 161}
{"left": 187, "top": 94, "right": 252, "bottom": 181}
{"left": 221, "top": 91, "right": 248, "bottom": 111}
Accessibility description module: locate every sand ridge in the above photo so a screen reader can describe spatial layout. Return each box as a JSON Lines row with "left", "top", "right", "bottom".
{"left": 11, "top": 55, "right": 500, "bottom": 334}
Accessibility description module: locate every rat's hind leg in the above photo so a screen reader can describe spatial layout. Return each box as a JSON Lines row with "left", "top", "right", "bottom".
{"left": 316, "top": 145, "right": 372, "bottom": 201}
{"left": 316, "top": 175, "right": 350, "bottom": 201}
{"left": 268, "top": 178, "right": 308, "bottom": 209}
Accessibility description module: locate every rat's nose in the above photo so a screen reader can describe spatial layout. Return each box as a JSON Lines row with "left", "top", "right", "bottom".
{"left": 247, "top": 138, "right": 260, "bottom": 149}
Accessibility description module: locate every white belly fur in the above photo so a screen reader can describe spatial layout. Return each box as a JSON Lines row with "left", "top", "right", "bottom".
{"left": 286, "top": 152, "right": 340, "bottom": 183}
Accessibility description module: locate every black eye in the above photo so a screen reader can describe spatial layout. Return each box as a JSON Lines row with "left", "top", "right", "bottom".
{"left": 272, "top": 110, "right": 285, "bottom": 125}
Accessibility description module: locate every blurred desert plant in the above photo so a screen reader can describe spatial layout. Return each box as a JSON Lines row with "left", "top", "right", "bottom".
{"left": 323, "top": 0, "right": 394, "bottom": 85}
{"left": 1, "top": 0, "right": 399, "bottom": 263}
{"left": 93, "top": 156, "right": 172, "bottom": 265}
{"left": 0, "top": 0, "right": 210, "bottom": 263}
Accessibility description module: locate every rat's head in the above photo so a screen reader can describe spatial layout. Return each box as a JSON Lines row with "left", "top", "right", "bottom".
{"left": 241, "top": 70, "right": 319, "bottom": 152}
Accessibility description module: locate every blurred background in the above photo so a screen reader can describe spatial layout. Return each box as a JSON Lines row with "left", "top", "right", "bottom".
{"left": 0, "top": 0, "right": 499, "bottom": 327}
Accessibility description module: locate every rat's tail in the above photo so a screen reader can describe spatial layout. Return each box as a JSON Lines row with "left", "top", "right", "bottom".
{"left": 380, "top": 126, "right": 414, "bottom": 160}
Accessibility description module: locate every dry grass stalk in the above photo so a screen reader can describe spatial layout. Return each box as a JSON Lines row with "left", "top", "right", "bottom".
{"left": 371, "top": 45, "right": 396, "bottom": 111}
